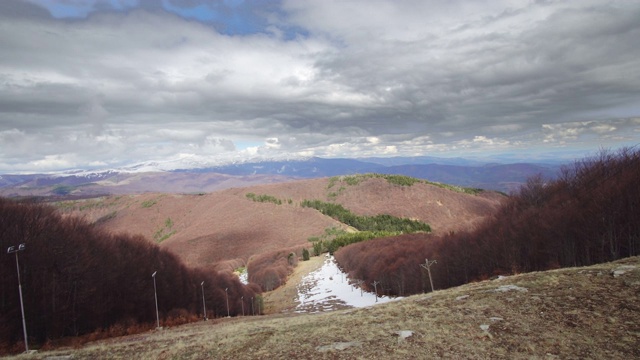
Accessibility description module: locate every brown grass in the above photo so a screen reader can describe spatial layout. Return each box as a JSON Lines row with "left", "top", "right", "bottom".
{"left": 20, "top": 256, "right": 640, "bottom": 359}
{"left": 55, "top": 177, "right": 503, "bottom": 269}
{"left": 262, "top": 255, "right": 325, "bottom": 314}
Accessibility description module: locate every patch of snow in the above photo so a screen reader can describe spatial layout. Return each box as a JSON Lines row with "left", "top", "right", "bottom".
{"left": 490, "top": 317, "right": 504, "bottom": 322}
{"left": 455, "top": 295, "right": 470, "bottom": 301}
{"left": 480, "top": 324, "right": 490, "bottom": 331}
{"left": 238, "top": 270, "right": 248, "bottom": 285}
{"left": 295, "top": 256, "right": 402, "bottom": 313}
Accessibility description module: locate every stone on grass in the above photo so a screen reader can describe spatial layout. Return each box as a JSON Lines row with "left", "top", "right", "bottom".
{"left": 316, "top": 341, "right": 362, "bottom": 352}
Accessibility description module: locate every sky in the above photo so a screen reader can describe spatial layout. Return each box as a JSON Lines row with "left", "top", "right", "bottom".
{"left": 1, "top": 0, "right": 639, "bottom": 173}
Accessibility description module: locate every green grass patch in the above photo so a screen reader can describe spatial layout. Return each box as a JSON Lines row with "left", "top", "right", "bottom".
{"left": 246, "top": 193, "right": 283, "bottom": 205}
{"left": 141, "top": 199, "right": 157, "bottom": 208}
{"left": 328, "top": 173, "right": 484, "bottom": 194}
{"left": 153, "top": 217, "right": 176, "bottom": 243}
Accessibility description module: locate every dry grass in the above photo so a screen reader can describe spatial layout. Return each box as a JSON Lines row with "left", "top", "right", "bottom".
{"left": 17, "top": 256, "right": 640, "bottom": 359}
{"left": 54, "top": 177, "right": 504, "bottom": 269}
{"left": 262, "top": 255, "right": 325, "bottom": 314}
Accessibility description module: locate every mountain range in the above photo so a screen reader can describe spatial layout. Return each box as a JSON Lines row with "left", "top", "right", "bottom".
{"left": 0, "top": 156, "right": 563, "bottom": 197}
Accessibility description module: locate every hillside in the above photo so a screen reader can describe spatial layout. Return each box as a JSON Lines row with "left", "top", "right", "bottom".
{"left": 55, "top": 176, "right": 504, "bottom": 269}
{"left": 333, "top": 148, "right": 640, "bottom": 297}
{"left": 24, "top": 256, "right": 640, "bottom": 359}
{"left": 0, "top": 156, "right": 562, "bottom": 196}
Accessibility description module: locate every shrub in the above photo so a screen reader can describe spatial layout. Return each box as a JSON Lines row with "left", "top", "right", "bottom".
{"left": 245, "top": 193, "right": 282, "bottom": 205}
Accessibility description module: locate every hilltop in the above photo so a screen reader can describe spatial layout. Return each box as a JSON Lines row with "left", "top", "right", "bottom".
{"left": 23, "top": 256, "right": 640, "bottom": 359}
{"left": 0, "top": 156, "right": 562, "bottom": 196}
{"left": 55, "top": 175, "right": 504, "bottom": 269}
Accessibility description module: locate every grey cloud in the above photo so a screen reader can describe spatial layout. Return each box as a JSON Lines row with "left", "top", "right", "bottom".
{"left": 1, "top": 0, "right": 639, "bottom": 172}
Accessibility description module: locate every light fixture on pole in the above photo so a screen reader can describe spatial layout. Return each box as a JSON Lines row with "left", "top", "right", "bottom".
{"left": 200, "top": 281, "right": 207, "bottom": 321}
{"left": 224, "top": 287, "right": 230, "bottom": 317}
{"left": 7, "top": 243, "right": 28, "bottom": 353}
{"left": 152, "top": 271, "right": 160, "bottom": 329}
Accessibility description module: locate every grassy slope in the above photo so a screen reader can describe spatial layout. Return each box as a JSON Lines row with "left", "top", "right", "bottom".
{"left": 23, "top": 256, "right": 640, "bottom": 360}
{"left": 54, "top": 176, "right": 504, "bottom": 268}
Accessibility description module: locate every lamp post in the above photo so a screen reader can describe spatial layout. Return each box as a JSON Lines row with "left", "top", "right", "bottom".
{"left": 200, "top": 281, "right": 207, "bottom": 321}
{"left": 420, "top": 259, "right": 437, "bottom": 293}
{"left": 152, "top": 271, "right": 160, "bottom": 329}
{"left": 7, "top": 244, "right": 28, "bottom": 353}
{"left": 372, "top": 281, "right": 380, "bottom": 302}
{"left": 224, "top": 288, "right": 230, "bottom": 317}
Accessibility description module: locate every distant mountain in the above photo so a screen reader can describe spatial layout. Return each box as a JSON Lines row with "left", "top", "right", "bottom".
{"left": 359, "top": 156, "right": 488, "bottom": 167}
{"left": 185, "top": 157, "right": 383, "bottom": 177}
{"left": 375, "top": 163, "right": 561, "bottom": 193}
{"left": 0, "top": 156, "right": 564, "bottom": 197}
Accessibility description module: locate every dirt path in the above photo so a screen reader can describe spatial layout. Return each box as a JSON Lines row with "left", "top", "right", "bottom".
{"left": 262, "top": 255, "right": 325, "bottom": 314}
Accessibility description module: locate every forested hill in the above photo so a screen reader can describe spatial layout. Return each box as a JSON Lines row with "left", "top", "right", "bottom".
{"left": 335, "top": 148, "right": 640, "bottom": 296}
{"left": 52, "top": 174, "right": 504, "bottom": 270}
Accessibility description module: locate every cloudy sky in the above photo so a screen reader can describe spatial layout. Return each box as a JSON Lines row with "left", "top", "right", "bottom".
{"left": 1, "top": 0, "right": 639, "bottom": 173}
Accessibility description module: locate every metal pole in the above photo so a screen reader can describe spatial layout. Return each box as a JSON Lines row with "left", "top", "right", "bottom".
{"left": 152, "top": 271, "right": 160, "bottom": 328}
{"left": 251, "top": 297, "right": 254, "bottom": 316}
{"left": 8, "top": 244, "right": 28, "bottom": 353}
{"left": 201, "top": 281, "right": 207, "bottom": 320}
{"left": 420, "top": 259, "right": 437, "bottom": 293}
{"left": 225, "top": 288, "right": 230, "bottom": 317}
{"left": 241, "top": 296, "right": 244, "bottom": 316}
{"left": 372, "top": 281, "right": 379, "bottom": 302}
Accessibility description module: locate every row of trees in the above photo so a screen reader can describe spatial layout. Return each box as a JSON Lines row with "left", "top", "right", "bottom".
{"left": 335, "top": 148, "right": 640, "bottom": 296}
{"left": 311, "top": 230, "right": 401, "bottom": 256}
{"left": 0, "top": 198, "right": 260, "bottom": 353}
{"left": 301, "top": 200, "right": 431, "bottom": 233}
{"left": 247, "top": 247, "right": 304, "bottom": 291}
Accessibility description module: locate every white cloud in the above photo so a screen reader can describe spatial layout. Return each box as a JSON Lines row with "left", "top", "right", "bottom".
{"left": 0, "top": 0, "right": 639, "bottom": 172}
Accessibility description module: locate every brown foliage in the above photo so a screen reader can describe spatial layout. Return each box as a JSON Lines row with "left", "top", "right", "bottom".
{"left": 0, "top": 199, "right": 260, "bottom": 354}
{"left": 336, "top": 147, "right": 640, "bottom": 296}
{"left": 247, "top": 246, "right": 304, "bottom": 291}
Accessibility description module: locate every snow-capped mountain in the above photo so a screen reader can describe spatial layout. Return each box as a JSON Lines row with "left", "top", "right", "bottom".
{"left": 0, "top": 156, "right": 564, "bottom": 197}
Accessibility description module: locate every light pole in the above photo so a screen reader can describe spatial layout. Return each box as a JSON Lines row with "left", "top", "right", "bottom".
{"left": 420, "top": 259, "right": 437, "bottom": 293}
{"left": 241, "top": 296, "right": 245, "bottom": 316}
{"left": 224, "top": 288, "right": 230, "bottom": 317}
{"left": 200, "top": 281, "right": 207, "bottom": 321}
{"left": 152, "top": 271, "right": 160, "bottom": 329}
{"left": 372, "top": 281, "right": 380, "bottom": 302}
{"left": 7, "top": 244, "right": 28, "bottom": 353}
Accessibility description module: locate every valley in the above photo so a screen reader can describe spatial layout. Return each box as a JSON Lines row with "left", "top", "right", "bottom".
{"left": 2, "top": 148, "right": 639, "bottom": 358}
{"left": 54, "top": 175, "right": 504, "bottom": 270}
